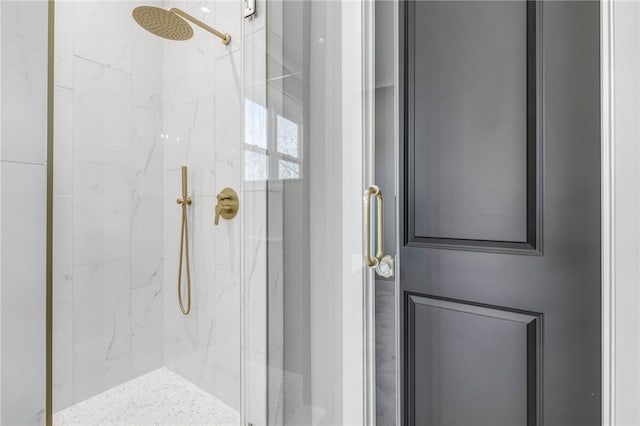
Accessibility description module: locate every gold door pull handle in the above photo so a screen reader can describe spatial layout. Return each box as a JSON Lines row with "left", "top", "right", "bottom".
{"left": 364, "top": 185, "right": 384, "bottom": 267}
{"left": 364, "top": 185, "right": 394, "bottom": 277}
{"left": 214, "top": 188, "right": 239, "bottom": 225}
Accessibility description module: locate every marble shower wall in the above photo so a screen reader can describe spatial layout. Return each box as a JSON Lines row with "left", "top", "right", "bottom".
{"left": 161, "top": 0, "right": 242, "bottom": 412}
{"left": 53, "top": 0, "right": 165, "bottom": 411}
{"left": 54, "top": 0, "right": 244, "bottom": 413}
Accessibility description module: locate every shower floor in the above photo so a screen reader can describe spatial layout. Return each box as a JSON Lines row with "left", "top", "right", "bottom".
{"left": 53, "top": 367, "right": 240, "bottom": 426}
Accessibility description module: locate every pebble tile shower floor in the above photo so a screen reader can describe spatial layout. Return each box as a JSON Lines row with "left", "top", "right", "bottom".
{"left": 53, "top": 367, "right": 240, "bottom": 425}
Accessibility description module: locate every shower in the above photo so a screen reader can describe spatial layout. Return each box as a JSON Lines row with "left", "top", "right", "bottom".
{"left": 176, "top": 166, "right": 192, "bottom": 315}
{"left": 132, "top": 5, "right": 231, "bottom": 45}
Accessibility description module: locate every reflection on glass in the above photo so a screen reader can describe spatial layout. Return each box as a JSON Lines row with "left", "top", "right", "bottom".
{"left": 244, "top": 150, "right": 268, "bottom": 181}
{"left": 244, "top": 99, "right": 268, "bottom": 149}
{"left": 243, "top": 98, "right": 302, "bottom": 181}
{"left": 277, "top": 114, "right": 299, "bottom": 158}
{"left": 278, "top": 159, "right": 299, "bottom": 179}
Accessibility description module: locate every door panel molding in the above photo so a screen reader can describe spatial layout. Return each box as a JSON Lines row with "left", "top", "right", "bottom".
{"left": 399, "top": 1, "right": 601, "bottom": 424}
{"left": 404, "top": 0, "right": 543, "bottom": 255}
{"left": 405, "top": 294, "right": 542, "bottom": 426}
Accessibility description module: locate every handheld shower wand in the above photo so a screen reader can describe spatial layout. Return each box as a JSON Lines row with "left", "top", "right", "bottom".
{"left": 176, "top": 166, "right": 192, "bottom": 315}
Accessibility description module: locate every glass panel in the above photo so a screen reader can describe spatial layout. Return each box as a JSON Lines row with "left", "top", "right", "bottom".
{"left": 242, "top": 1, "right": 371, "bottom": 425}
{"left": 278, "top": 159, "right": 299, "bottom": 179}
{"left": 52, "top": 1, "right": 242, "bottom": 424}
{"left": 276, "top": 114, "right": 299, "bottom": 158}
{"left": 245, "top": 150, "right": 269, "bottom": 181}
{"left": 245, "top": 99, "right": 269, "bottom": 149}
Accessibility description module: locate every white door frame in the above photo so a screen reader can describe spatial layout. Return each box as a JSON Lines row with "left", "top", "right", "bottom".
{"left": 342, "top": 0, "right": 377, "bottom": 423}
{"left": 601, "top": 1, "right": 640, "bottom": 425}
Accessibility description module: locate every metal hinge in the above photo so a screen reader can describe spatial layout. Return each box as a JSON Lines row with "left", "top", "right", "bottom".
{"left": 244, "top": 0, "right": 256, "bottom": 19}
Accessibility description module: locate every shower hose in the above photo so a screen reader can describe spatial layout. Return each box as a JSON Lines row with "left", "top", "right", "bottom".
{"left": 177, "top": 166, "right": 192, "bottom": 315}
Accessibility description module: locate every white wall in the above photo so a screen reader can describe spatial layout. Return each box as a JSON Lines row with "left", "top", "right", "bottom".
{"left": 0, "top": 1, "right": 48, "bottom": 424}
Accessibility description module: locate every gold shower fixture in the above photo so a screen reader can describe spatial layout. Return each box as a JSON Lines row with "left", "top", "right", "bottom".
{"left": 176, "top": 166, "right": 192, "bottom": 315}
{"left": 214, "top": 188, "right": 239, "bottom": 225}
{"left": 132, "top": 6, "right": 231, "bottom": 45}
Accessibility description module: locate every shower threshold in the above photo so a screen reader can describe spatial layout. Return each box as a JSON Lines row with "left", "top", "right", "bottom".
{"left": 53, "top": 367, "right": 240, "bottom": 426}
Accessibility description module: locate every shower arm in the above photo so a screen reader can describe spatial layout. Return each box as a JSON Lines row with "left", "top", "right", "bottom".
{"left": 169, "top": 8, "right": 231, "bottom": 45}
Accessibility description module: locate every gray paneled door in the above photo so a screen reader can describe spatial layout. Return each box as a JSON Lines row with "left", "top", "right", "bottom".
{"left": 399, "top": 1, "right": 601, "bottom": 425}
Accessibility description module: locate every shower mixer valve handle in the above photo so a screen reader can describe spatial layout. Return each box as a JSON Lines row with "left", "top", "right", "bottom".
{"left": 214, "top": 188, "right": 239, "bottom": 225}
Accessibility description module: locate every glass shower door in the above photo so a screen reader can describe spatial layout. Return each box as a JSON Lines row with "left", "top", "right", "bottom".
{"left": 242, "top": 0, "right": 376, "bottom": 425}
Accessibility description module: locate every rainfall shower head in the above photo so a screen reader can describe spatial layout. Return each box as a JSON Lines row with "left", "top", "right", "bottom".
{"left": 132, "top": 6, "right": 193, "bottom": 41}
{"left": 132, "top": 6, "right": 231, "bottom": 45}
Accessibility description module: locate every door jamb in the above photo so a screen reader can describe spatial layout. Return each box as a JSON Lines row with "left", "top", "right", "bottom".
{"left": 601, "top": 1, "right": 640, "bottom": 425}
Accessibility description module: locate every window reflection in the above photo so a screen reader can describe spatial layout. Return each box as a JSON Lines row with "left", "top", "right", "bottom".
{"left": 277, "top": 115, "right": 299, "bottom": 158}
{"left": 243, "top": 98, "right": 301, "bottom": 181}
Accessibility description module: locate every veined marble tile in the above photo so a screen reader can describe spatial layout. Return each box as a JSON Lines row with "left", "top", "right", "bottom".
{"left": 214, "top": 50, "right": 242, "bottom": 162}
{"left": 214, "top": 0, "right": 241, "bottom": 59}
{"left": 54, "top": 86, "right": 74, "bottom": 196}
{"left": 161, "top": 36, "right": 187, "bottom": 86}
{"left": 131, "top": 196, "right": 163, "bottom": 289}
{"left": 162, "top": 78, "right": 190, "bottom": 170}
{"left": 267, "top": 184, "right": 284, "bottom": 355}
{"left": 243, "top": 29, "right": 267, "bottom": 95}
{"left": 54, "top": 195, "right": 73, "bottom": 305}
{"left": 162, "top": 168, "right": 184, "bottom": 260}
{"left": 162, "top": 254, "right": 181, "bottom": 364}
{"left": 73, "top": 162, "right": 131, "bottom": 265}
{"left": 132, "top": 281, "right": 164, "bottom": 376}
{"left": 53, "top": 294, "right": 74, "bottom": 412}
{"left": 131, "top": 107, "right": 163, "bottom": 198}
{"left": 162, "top": 253, "right": 207, "bottom": 389}
{"left": 72, "top": 260, "right": 132, "bottom": 403}
{"left": 243, "top": 188, "right": 267, "bottom": 356}
{"left": 73, "top": 0, "right": 132, "bottom": 74}
{"left": 53, "top": 367, "right": 240, "bottom": 426}
{"left": 214, "top": 366, "right": 241, "bottom": 413}
{"left": 54, "top": 0, "right": 74, "bottom": 89}
{"left": 53, "top": 194, "right": 74, "bottom": 411}
{"left": 185, "top": 18, "right": 216, "bottom": 103}
{"left": 213, "top": 264, "right": 240, "bottom": 373}
{"left": 73, "top": 57, "right": 132, "bottom": 166}
{"left": 131, "top": 23, "right": 163, "bottom": 112}
{"left": 267, "top": 364, "right": 284, "bottom": 426}
{"left": 185, "top": 97, "right": 217, "bottom": 197}
{"left": 214, "top": 263, "right": 241, "bottom": 410}
{"left": 190, "top": 196, "right": 217, "bottom": 300}
{"left": 244, "top": 348, "right": 267, "bottom": 426}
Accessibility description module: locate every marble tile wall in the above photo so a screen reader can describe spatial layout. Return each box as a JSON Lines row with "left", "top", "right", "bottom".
{"left": 53, "top": 0, "right": 246, "bottom": 415}
{"left": 53, "top": 0, "right": 165, "bottom": 411}
{"left": 0, "top": 1, "right": 48, "bottom": 424}
{"left": 161, "top": 0, "right": 242, "bottom": 412}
